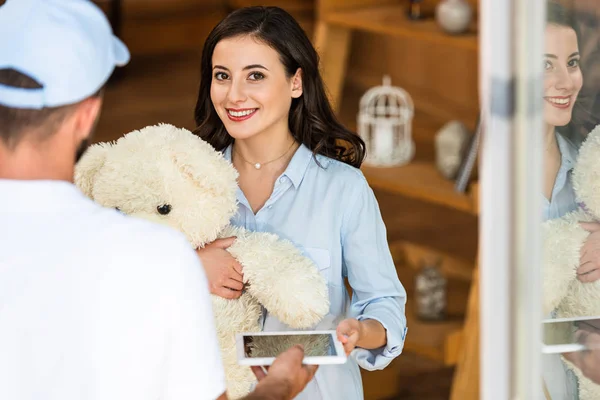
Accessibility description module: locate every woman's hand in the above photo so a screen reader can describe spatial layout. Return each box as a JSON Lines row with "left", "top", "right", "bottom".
{"left": 196, "top": 236, "right": 244, "bottom": 299}
{"left": 336, "top": 318, "right": 387, "bottom": 355}
{"left": 578, "top": 222, "right": 600, "bottom": 283}
{"left": 336, "top": 318, "right": 364, "bottom": 355}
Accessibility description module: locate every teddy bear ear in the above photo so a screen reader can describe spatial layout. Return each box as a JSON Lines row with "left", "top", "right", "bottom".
{"left": 74, "top": 143, "right": 110, "bottom": 199}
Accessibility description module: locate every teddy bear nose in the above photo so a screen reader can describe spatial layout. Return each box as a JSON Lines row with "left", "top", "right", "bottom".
{"left": 157, "top": 204, "right": 172, "bottom": 215}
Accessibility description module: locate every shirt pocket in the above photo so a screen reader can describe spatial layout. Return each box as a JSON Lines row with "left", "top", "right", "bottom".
{"left": 302, "top": 247, "right": 331, "bottom": 283}
{"left": 302, "top": 247, "right": 342, "bottom": 328}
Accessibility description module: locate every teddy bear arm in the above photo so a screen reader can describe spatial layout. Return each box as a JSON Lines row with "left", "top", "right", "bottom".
{"left": 542, "top": 209, "right": 590, "bottom": 315}
{"left": 226, "top": 230, "right": 330, "bottom": 329}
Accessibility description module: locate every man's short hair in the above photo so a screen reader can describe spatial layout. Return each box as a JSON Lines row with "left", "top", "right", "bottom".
{"left": 0, "top": 68, "right": 103, "bottom": 148}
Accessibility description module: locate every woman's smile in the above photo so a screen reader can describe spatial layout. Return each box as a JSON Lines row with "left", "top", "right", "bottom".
{"left": 226, "top": 107, "right": 258, "bottom": 122}
{"left": 544, "top": 95, "right": 572, "bottom": 109}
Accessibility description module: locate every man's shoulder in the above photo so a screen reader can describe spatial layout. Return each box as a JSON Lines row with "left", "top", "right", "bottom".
{"left": 84, "top": 203, "right": 194, "bottom": 261}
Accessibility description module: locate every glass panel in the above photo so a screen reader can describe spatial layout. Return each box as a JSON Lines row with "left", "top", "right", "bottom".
{"left": 541, "top": 1, "right": 600, "bottom": 399}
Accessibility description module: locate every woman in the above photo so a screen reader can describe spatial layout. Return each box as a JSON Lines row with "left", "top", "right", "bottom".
{"left": 542, "top": 1, "right": 582, "bottom": 221}
{"left": 542, "top": 2, "right": 584, "bottom": 399}
{"left": 193, "top": 6, "right": 406, "bottom": 400}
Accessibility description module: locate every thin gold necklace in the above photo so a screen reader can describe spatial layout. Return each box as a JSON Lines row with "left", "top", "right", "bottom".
{"left": 234, "top": 140, "right": 297, "bottom": 170}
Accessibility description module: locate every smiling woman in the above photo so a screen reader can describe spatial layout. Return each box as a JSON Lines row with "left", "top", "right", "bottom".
{"left": 191, "top": 6, "right": 407, "bottom": 400}
{"left": 209, "top": 35, "right": 301, "bottom": 153}
{"left": 541, "top": 1, "right": 582, "bottom": 208}
{"left": 541, "top": 2, "right": 585, "bottom": 400}
{"left": 192, "top": 6, "right": 365, "bottom": 169}
{"left": 544, "top": 9, "right": 582, "bottom": 129}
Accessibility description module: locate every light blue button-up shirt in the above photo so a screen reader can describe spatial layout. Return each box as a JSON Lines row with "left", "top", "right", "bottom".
{"left": 542, "top": 132, "right": 580, "bottom": 400}
{"left": 223, "top": 143, "right": 408, "bottom": 400}
{"left": 542, "top": 132, "right": 578, "bottom": 221}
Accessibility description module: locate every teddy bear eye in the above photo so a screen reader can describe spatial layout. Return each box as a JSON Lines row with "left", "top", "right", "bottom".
{"left": 157, "top": 204, "right": 172, "bottom": 215}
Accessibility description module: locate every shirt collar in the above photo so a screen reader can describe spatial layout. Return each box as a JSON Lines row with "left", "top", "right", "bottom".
{"left": 556, "top": 132, "right": 578, "bottom": 172}
{"left": 0, "top": 179, "right": 87, "bottom": 211}
{"left": 223, "top": 142, "right": 327, "bottom": 188}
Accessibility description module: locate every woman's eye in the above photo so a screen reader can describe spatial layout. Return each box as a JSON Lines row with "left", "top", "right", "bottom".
{"left": 214, "top": 72, "right": 228, "bottom": 80}
{"left": 568, "top": 58, "right": 580, "bottom": 68}
{"left": 544, "top": 60, "right": 552, "bottom": 70}
{"left": 249, "top": 72, "right": 265, "bottom": 81}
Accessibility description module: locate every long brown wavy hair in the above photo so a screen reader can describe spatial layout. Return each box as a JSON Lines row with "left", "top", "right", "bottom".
{"left": 192, "top": 6, "right": 366, "bottom": 168}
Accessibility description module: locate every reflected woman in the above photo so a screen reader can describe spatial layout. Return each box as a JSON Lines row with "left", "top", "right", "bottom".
{"left": 542, "top": 2, "right": 583, "bottom": 399}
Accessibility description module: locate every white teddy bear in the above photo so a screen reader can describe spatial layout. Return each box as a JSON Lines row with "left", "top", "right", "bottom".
{"left": 74, "top": 123, "right": 330, "bottom": 399}
{"left": 543, "top": 125, "right": 600, "bottom": 400}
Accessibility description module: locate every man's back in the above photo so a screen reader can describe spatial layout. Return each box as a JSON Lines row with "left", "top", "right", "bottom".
{"left": 0, "top": 179, "right": 226, "bottom": 400}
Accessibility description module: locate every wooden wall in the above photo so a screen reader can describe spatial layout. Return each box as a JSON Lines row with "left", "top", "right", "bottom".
{"left": 116, "top": 0, "right": 227, "bottom": 56}
{"left": 107, "top": 0, "right": 315, "bottom": 56}
{"left": 332, "top": 0, "right": 480, "bottom": 161}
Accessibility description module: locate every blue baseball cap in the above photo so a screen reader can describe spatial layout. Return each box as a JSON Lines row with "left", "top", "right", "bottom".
{"left": 0, "top": 0, "right": 130, "bottom": 109}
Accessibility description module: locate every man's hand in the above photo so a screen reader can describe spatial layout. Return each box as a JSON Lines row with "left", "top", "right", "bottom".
{"left": 577, "top": 222, "right": 600, "bottom": 283}
{"left": 249, "top": 345, "right": 318, "bottom": 400}
{"left": 196, "top": 237, "right": 244, "bottom": 299}
{"left": 563, "top": 322, "right": 600, "bottom": 384}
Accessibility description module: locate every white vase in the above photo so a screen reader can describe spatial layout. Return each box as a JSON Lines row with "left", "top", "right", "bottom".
{"left": 436, "top": 0, "right": 472, "bottom": 34}
{"left": 435, "top": 120, "right": 469, "bottom": 179}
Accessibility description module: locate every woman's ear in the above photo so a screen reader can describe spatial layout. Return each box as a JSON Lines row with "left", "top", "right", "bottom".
{"left": 291, "top": 68, "right": 303, "bottom": 98}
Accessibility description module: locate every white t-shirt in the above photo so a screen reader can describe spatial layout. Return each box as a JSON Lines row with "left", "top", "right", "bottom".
{"left": 0, "top": 179, "right": 226, "bottom": 400}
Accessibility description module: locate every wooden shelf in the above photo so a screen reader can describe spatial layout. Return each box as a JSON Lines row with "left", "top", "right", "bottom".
{"left": 322, "top": 4, "right": 478, "bottom": 51}
{"left": 389, "top": 239, "right": 474, "bottom": 283}
{"left": 403, "top": 308, "right": 463, "bottom": 364}
{"left": 345, "top": 252, "right": 468, "bottom": 365}
{"left": 361, "top": 161, "right": 477, "bottom": 214}
{"left": 339, "top": 84, "right": 479, "bottom": 216}
{"left": 393, "top": 258, "right": 467, "bottom": 365}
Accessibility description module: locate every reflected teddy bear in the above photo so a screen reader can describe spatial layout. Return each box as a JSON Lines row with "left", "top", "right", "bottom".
{"left": 543, "top": 124, "right": 600, "bottom": 400}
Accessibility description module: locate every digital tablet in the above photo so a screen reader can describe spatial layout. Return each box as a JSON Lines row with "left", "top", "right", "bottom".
{"left": 542, "top": 316, "right": 600, "bottom": 354}
{"left": 236, "top": 330, "right": 347, "bottom": 366}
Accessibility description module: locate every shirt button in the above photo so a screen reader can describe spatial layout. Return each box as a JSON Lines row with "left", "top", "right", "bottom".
{"left": 268, "top": 205, "right": 272, "bottom": 209}
{"left": 279, "top": 177, "right": 286, "bottom": 183}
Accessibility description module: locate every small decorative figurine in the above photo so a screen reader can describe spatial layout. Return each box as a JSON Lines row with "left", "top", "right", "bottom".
{"left": 407, "top": 0, "right": 425, "bottom": 20}
{"left": 436, "top": 0, "right": 473, "bottom": 34}
{"left": 357, "top": 75, "right": 415, "bottom": 167}
{"left": 435, "top": 120, "right": 470, "bottom": 179}
{"left": 415, "top": 258, "right": 447, "bottom": 321}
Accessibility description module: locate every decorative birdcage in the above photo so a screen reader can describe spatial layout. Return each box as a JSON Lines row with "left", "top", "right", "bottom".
{"left": 357, "top": 75, "right": 415, "bottom": 167}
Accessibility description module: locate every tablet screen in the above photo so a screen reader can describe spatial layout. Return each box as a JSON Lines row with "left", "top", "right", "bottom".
{"left": 243, "top": 333, "right": 337, "bottom": 358}
{"left": 543, "top": 317, "right": 600, "bottom": 347}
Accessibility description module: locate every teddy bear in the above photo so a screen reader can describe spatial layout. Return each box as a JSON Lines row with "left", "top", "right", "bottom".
{"left": 543, "top": 125, "right": 600, "bottom": 400}
{"left": 74, "top": 123, "right": 331, "bottom": 399}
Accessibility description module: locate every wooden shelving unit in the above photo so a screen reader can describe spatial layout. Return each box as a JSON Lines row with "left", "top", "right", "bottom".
{"left": 362, "top": 162, "right": 477, "bottom": 214}
{"left": 314, "top": 1, "right": 480, "bottom": 398}
{"left": 322, "top": 3, "right": 478, "bottom": 51}
{"left": 389, "top": 240, "right": 473, "bottom": 365}
{"left": 314, "top": 0, "right": 478, "bottom": 112}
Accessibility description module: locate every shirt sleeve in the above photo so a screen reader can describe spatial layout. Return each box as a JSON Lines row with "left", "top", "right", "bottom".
{"left": 162, "top": 237, "right": 227, "bottom": 400}
{"left": 341, "top": 174, "right": 408, "bottom": 371}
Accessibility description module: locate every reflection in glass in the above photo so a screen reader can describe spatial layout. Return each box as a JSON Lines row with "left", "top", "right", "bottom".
{"left": 541, "top": 1, "right": 600, "bottom": 399}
